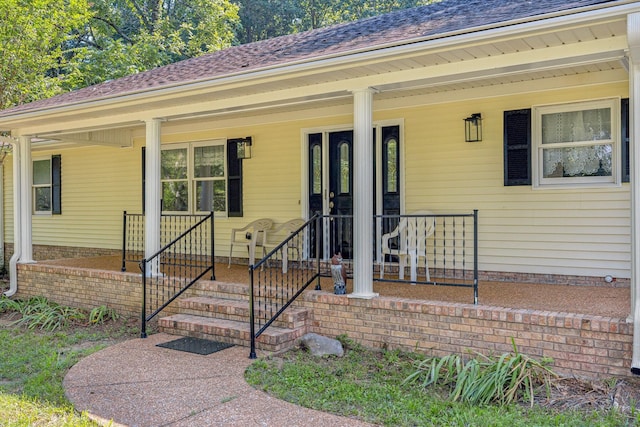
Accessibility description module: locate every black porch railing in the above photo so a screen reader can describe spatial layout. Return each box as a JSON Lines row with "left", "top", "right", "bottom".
{"left": 375, "top": 210, "right": 478, "bottom": 304}
{"left": 121, "top": 211, "right": 210, "bottom": 271}
{"left": 140, "top": 212, "right": 214, "bottom": 338}
{"left": 249, "top": 214, "right": 321, "bottom": 359}
{"left": 248, "top": 211, "right": 478, "bottom": 357}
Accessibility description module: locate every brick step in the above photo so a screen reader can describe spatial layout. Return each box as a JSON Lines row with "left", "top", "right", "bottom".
{"left": 189, "top": 280, "right": 251, "bottom": 300}
{"left": 158, "top": 313, "right": 307, "bottom": 353}
{"left": 190, "top": 279, "right": 307, "bottom": 301}
{"left": 177, "top": 296, "right": 309, "bottom": 329}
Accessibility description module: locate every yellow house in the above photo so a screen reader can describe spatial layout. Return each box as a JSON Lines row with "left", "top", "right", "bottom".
{"left": 2, "top": 0, "right": 640, "bottom": 376}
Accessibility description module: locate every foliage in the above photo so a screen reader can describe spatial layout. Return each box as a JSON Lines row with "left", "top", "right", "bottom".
{"left": 88, "top": 305, "right": 120, "bottom": 324}
{"left": 404, "top": 340, "right": 558, "bottom": 407}
{"left": 234, "top": 0, "right": 433, "bottom": 44}
{"left": 61, "top": 0, "right": 240, "bottom": 91}
{"left": 246, "top": 339, "right": 635, "bottom": 426}
{"left": 1, "top": 295, "right": 121, "bottom": 331}
{"left": 9, "top": 296, "right": 86, "bottom": 331}
{"left": 0, "top": 0, "right": 90, "bottom": 108}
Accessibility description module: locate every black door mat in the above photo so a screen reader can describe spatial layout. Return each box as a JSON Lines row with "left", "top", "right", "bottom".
{"left": 157, "top": 337, "right": 234, "bottom": 355}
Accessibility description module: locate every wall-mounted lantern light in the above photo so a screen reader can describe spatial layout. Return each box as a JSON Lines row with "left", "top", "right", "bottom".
{"left": 464, "top": 113, "right": 482, "bottom": 142}
{"left": 235, "top": 136, "right": 252, "bottom": 159}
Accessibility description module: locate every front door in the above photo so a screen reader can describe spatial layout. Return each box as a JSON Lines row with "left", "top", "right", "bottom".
{"left": 328, "top": 131, "right": 353, "bottom": 259}
{"left": 307, "top": 125, "right": 400, "bottom": 260}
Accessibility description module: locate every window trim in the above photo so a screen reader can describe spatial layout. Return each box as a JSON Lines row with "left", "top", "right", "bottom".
{"left": 160, "top": 139, "right": 228, "bottom": 215}
{"left": 32, "top": 156, "right": 52, "bottom": 215}
{"left": 532, "top": 98, "right": 621, "bottom": 189}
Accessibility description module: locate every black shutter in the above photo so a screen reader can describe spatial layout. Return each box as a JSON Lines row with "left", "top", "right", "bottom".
{"left": 141, "top": 147, "right": 146, "bottom": 213}
{"left": 622, "top": 98, "right": 630, "bottom": 183}
{"left": 51, "top": 154, "right": 61, "bottom": 214}
{"left": 227, "top": 139, "right": 243, "bottom": 217}
{"left": 504, "top": 109, "right": 531, "bottom": 186}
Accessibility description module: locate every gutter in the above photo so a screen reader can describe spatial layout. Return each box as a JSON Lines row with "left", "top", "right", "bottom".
{"left": 3, "top": 138, "right": 19, "bottom": 297}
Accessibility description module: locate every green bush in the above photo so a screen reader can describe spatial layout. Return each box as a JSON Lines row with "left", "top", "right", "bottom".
{"left": 88, "top": 305, "right": 119, "bottom": 324}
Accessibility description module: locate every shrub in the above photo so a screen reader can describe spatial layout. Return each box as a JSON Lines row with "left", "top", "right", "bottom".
{"left": 405, "top": 339, "right": 557, "bottom": 407}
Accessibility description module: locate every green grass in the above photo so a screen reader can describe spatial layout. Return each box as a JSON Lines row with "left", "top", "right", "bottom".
{"left": 245, "top": 337, "right": 638, "bottom": 427}
{"left": 0, "top": 296, "right": 137, "bottom": 426}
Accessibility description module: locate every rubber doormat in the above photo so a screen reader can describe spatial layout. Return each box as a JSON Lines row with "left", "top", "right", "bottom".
{"left": 157, "top": 337, "right": 234, "bottom": 355}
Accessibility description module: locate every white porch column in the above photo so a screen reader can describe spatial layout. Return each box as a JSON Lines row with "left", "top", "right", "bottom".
{"left": 144, "top": 119, "right": 162, "bottom": 276}
{"left": 19, "top": 136, "right": 33, "bottom": 263}
{"left": 350, "top": 88, "right": 378, "bottom": 299}
{"left": 628, "top": 12, "right": 640, "bottom": 374}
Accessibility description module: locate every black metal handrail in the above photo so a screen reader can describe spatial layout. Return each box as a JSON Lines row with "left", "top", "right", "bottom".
{"left": 140, "top": 212, "right": 214, "bottom": 338}
{"left": 375, "top": 210, "right": 478, "bottom": 304}
{"left": 121, "top": 211, "right": 210, "bottom": 272}
{"left": 249, "top": 214, "right": 321, "bottom": 359}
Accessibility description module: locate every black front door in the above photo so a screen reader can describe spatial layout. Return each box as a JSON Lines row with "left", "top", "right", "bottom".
{"left": 328, "top": 131, "right": 353, "bottom": 259}
{"left": 307, "top": 126, "right": 400, "bottom": 261}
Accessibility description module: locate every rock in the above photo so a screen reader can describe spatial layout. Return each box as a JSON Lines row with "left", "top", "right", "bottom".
{"left": 300, "top": 333, "right": 344, "bottom": 357}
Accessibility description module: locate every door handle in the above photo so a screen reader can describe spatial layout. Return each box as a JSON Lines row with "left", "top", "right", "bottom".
{"left": 329, "top": 201, "right": 334, "bottom": 209}
{"left": 329, "top": 192, "right": 335, "bottom": 199}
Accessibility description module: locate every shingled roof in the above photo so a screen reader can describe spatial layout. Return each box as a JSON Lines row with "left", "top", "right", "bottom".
{"left": 0, "top": 0, "right": 618, "bottom": 117}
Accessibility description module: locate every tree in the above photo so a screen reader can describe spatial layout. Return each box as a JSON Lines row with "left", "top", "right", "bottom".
{"left": 234, "top": 0, "right": 432, "bottom": 44}
{"left": 0, "top": 0, "right": 90, "bottom": 109}
{"left": 62, "top": 0, "right": 240, "bottom": 90}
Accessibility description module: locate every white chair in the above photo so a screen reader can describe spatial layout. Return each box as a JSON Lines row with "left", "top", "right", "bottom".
{"left": 380, "top": 211, "right": 436, "bottom": 282}
{"left": 228, "top": 218, "right": 273, "bottom": 267}
{"left": 262, "top": 218, "right": 305, "bottom": 273}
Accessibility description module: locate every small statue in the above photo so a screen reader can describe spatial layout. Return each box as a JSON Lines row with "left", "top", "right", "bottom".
{"left": 331, "top": 249, "right": 347, "bottom": 295}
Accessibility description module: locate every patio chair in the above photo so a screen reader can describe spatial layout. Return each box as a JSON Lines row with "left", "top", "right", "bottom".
{"left": 262, "top": 218, "right": 305, "bottom": 273}
{"left": 228, "top": 218, "right": 274, "bottom": 267}
{"left": 380, "top": 210, "right": 435, "bottom": 282}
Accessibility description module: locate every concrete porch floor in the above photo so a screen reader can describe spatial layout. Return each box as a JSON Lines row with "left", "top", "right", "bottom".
{"left": 40, "top": 255, "right": 631, "bottom": 319}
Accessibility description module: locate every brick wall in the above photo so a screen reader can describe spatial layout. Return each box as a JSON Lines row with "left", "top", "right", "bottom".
{"left": 13, "top": 261, "right": 635, "bottom": 379}
{"left": 16, "top": 263, "right": 141, "bottom": 318}
{"left": 297, "top": 292, "right": 633, "bottom": 379}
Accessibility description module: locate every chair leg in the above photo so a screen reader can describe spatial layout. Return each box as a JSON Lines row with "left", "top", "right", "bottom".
{"left": 380, "top": 257, "right": 385, "bottom": 279}
{"left": 228, "top": 243, "right": 233, "bottom": 268}
{"left": 425, "top": 256, "right": 430, "bottom": 282}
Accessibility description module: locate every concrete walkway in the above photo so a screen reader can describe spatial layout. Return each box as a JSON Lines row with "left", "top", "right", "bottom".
{"left": 64, "top": 333, "right": 374, "bottom": 427}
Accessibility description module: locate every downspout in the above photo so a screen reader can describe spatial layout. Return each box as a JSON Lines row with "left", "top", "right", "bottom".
{"left": 628, "top": 12, "right": 640, "bottom": 374}
{"left": 3, "top": 139, "right": 19, "bottom": 297}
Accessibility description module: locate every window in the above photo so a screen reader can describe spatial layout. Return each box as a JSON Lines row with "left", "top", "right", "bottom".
{"left": 33, "top": 155, "right": 61, "bottom": 214}
{"left": 532, "top": 99, "right": 620, "bottom": 188}
{"left": 161, "top": 141, "right": 227, "bottom": 214}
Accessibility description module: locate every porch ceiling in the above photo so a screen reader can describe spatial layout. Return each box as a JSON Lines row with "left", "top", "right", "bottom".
{"left": 8, "top": 13, "right": 632, "bottom": 140}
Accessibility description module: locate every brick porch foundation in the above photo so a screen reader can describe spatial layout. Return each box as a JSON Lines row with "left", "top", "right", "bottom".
{"left": 15, "top": 262, "right": 633, "bottom": 380}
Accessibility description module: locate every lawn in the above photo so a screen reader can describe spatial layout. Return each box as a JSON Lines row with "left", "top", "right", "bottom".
{"left": 245, "top": 336, "right": 640, "bottom": 427}
{"left": 0, "top": 297, "right": 138, "bottom": 426}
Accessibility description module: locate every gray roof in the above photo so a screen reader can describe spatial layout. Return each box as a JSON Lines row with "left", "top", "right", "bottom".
{"left": 0, "top": 0, "right": 618, "bottom": 117}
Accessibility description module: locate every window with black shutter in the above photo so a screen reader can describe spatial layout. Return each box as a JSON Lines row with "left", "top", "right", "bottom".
{"left": 503, "top": 109, "right": 531, "bottom": 186}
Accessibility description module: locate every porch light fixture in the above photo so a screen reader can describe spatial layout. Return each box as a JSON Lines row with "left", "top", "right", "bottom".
{"left": 235, "top": 137, "right": 252, "bottom": 159}
{"left": 464, "top": 113, "right": 482, "bottom": 142}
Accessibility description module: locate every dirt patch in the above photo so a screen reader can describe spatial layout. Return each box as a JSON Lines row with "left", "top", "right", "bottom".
{"left": 538, "top": 376, "right": 640, "bottom": 416}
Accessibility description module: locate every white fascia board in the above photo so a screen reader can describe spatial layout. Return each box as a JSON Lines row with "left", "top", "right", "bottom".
{"left": 1, "top": 1, "right": 638, "bottom": 129}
